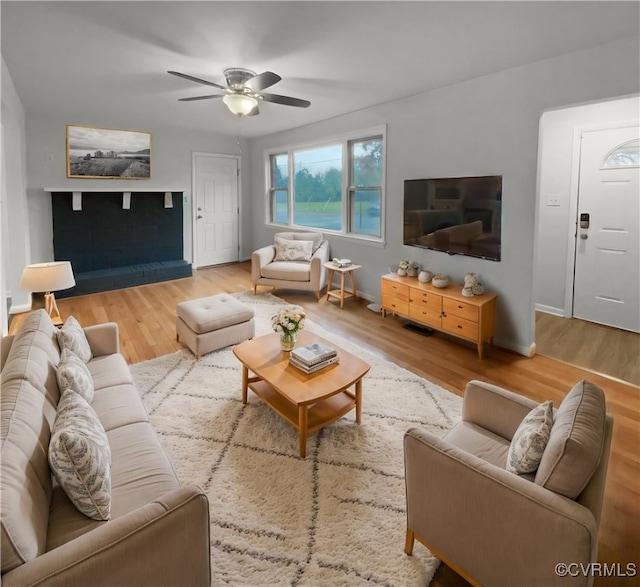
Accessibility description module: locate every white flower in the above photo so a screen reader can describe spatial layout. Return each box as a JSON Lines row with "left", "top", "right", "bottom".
{"left": 272, "top": 305, "right": 306, "bottom": 335}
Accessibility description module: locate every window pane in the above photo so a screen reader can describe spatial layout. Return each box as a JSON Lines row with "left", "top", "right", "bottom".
{"left": 352, "top": 139, "right": 382, "bottom": 187}
{"left": 273, "top": 190, "right": 288, "bottom": 224}
{"left": 273, "top": 154, "right": 288, "bottom": 188}
{"left": 293, "top": 145, "right": 342, "bottom": 231}
{"left": 603, "top": 139, "right": 640, "bottom": 168}
{"left": 351, "top": 189, "right": 381, "bottom": 237}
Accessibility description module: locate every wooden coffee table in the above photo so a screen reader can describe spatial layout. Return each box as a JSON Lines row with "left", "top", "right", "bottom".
{"left": 233, "top": 330, "right": 370, "bottom": 457}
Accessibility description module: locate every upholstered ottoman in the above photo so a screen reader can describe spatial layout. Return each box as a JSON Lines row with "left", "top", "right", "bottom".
{"left": 176, "top": 294, "right": 255, "bottom": 359}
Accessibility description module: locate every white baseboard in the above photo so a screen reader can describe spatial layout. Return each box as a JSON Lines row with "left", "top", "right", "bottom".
{"left": 535, "top": 303, "right": 565, "bottom": 317}
{"left": 9, "top": 302, "right": 32, "bottom": 315}
{"left": 494, "top": 337, "right": 537, "bottom": 358}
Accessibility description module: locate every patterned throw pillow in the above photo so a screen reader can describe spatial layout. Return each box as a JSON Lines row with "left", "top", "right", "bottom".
{"left": 57, "top": 316, "right": 93, "bottom": 363}
{"left": 57, "top": 348, "right": 94, "bottom": 403}
{"left": 506, "top": 400, "right": 554, "bottom": 474}
{"left": 49, "top": 389, "right": 111, "bottom": 520}
{"left": 273, "top": 237, "right": 313, "bottom": 262}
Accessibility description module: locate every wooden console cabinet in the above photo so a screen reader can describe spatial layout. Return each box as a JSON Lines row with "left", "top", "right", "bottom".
{"left": 381, "top": 273, "right": 497, "bottom": 359}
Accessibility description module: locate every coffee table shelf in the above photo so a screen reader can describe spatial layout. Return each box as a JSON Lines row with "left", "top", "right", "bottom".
{"left": 250, "top": 380, "right": 356, "bottom": 434}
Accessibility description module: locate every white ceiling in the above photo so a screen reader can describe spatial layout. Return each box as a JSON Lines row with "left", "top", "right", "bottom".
{"left": 2, "top": 1, "right": 639, "bottom": 139}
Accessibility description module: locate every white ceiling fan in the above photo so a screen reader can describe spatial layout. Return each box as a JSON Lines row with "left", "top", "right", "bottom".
{"left": 168, "top": 67, "right": 311, "bottom": 117}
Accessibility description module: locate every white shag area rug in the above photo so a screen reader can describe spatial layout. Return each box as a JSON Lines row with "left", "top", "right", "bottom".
{"left": 130, "top": 292, "right": 463, "bottom": 586}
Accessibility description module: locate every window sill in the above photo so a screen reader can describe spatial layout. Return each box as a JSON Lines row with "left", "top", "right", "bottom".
{"left": 265, "top": 223, "right": 386, "bottom": 248}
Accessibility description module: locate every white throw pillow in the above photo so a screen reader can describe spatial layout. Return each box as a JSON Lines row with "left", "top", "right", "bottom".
{"left": 49, "top": 389, "right": 111, "bottom": 520}
{"left": 273, "top": 237, "right": 313, "bottom": 262}
{"left": 57, "top": 316, "right": 93, "bottom": 363}
{"left": 57, "top": 348, "right": 94, "bottom": 403}
{"left": 506, "top": 400, "right": 554, "bottom": 474}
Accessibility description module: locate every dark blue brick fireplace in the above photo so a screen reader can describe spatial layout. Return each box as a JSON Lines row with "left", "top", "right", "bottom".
{"left": 52, "top": 191, "right": 192, "bottom": 297}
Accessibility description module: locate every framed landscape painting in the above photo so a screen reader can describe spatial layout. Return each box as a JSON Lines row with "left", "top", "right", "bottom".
{"left": 67, "top": 125, "right": 151, "bottom": 179}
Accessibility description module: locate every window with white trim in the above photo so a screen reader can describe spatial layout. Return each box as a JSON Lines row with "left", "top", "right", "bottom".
{"left": 267, "top": 129, "right": 385, "bottom": 239}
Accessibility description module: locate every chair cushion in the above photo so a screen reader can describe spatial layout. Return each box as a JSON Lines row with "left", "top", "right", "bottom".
{"left": 48, "top": 389, "right": 112, "bottom": 521}
{"left": 506, "top": 400, "right": 554, "bottom": 474}
{"left": 534, "top": 380, "right": 606, "bottom": 498}
{"left": 261, "top": 261, "right": 311, "bottom": 282}
{"left": 274, "top": 236, "right": 313, "bottom": 262}
{"left": 275, "top": 231, "right": 323, "bottom": 252}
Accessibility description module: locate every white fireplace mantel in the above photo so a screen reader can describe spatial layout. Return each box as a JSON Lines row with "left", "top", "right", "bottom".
{"left": 45, "top": 188, "right": 185, "bottom": 210}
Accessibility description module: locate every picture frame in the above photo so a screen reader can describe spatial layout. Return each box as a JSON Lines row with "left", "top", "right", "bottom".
{"left": 66, "top": 125, "right": 151, "bottom": 179}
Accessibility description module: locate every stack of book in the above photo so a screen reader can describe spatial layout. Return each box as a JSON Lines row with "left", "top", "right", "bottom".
{"left": 289, "top": 342, "right": 339, "bottom": 374}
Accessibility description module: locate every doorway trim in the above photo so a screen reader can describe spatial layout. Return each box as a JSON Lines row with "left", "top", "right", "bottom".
{"left": 190, "top": 151, "right": 242, "bottom": 269}
{"left": 563, "top": 120, "right": 639, "bottom": 318}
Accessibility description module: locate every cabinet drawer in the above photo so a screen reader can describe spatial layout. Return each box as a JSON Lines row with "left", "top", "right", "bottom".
{"left": 409, "top": 289, "right": 442, "bottom": 312}
{"left": 409, "top": 306, "right": 442, "bottom": 328}
{"left": 382, "top": 280, "right": 409, "bottom": 301}
{"left": 382, "top": 294, "right": 409, "bottom": 316}
{"left": 442, "top": 314, "right": 479, "bottom": 341}
{"left": 443, "top": 298, "right": 479, "bottom": 323}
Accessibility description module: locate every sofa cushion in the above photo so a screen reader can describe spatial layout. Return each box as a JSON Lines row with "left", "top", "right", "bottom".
{"left": 506, "top": 400, "right": 554, "bottom": 475}
{"left": 535, "top": 380, "right": 606, "bottom": 498}
{"left": 88, "top": 354, "right": 134, "bottom": 390}
{"left": 57, "top": 316, "right": 93, "bottom": 363}
{"left": 1, "top": 378, "right": 55, "bottom": 573}
{"left": 57, "top": 348, "right": 94, "bottom": 403}
{"left": 49, "top": 390, "right": 112, "bottom": 521}
{"left": 261, "top": 261, "right": 311, "bottom": 282}
{"left": 274, "top": 236, "right": 313, "bottom": 262}
{"left": 1, "top": 309, "right": 61, "bottom": 407}
{"left": 444, "top": 421, "right": 511, "bottom": 469}
{"left": 91, "top": 384, "right": 149, "bottom": 432}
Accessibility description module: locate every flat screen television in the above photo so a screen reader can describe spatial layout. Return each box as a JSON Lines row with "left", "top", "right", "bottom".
{"left": 403, "top": 175, "right": 502, "bottom": 261}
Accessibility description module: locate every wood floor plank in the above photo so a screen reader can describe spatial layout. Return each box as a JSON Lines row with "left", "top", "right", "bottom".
{"left": 17, "top": 262, "right": 637, "bottom": 587}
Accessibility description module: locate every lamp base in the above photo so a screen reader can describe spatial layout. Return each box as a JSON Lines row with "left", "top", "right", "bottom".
{"left": 44, "top": 292, "right": 64, "bottom": 327}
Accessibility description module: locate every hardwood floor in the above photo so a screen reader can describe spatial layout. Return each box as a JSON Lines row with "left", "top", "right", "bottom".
{"left": 42, "top": 263, "right": 640, "bottom": 587}
{"left": 536, "top": 311, "right": 640, "bottom": 387}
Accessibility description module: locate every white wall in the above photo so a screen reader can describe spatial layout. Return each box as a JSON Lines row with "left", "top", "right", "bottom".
{"left": 23, "top": 116, "right": 253, "bottom": 264}
{"left": 1, "top": 57, "right": 31, "bottom": 315}
{"left": 249, "top": 37, "right": 640, "bottom": 356}
{"left": 534, "top": 96, "right": 640, "bottom": 316}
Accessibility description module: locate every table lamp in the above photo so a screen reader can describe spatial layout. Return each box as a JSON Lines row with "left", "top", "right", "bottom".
{"left": 19, "top": 261, "right": 76, "bottom": 325}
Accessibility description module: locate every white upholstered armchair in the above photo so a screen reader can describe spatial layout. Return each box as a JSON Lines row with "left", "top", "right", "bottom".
{"left": 404, "top": 380, "right": 613, "bottom": 587}
{"left": 251, "top": 231, "right": 330, "bottom": 299}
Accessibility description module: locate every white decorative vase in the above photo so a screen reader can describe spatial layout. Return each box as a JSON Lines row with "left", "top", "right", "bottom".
{"left": 418, "top": 270, "right": 433, "bottom": 283}
{"left": 432, "top": 275, "right": 449, "bottom": 289}
{"left": 397, "top": 268, "right": 407, "bottom": 277}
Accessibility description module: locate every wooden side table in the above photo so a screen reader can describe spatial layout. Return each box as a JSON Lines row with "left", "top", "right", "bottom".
{"left": 324, "top": 262, "right": 362, "bottom": 309}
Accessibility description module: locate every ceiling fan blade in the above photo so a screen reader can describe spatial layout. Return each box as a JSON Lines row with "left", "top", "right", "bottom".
{"left": 259, "top": 93, "right": 311, "bottom": 108}
{"left": 245, "top": 71, "right": 281, "bottom": 92}
{"left": 168, "top": 70, "right": 227, "bottom": 90}
{"left": 178, "top": 94, "right": 224, "bottom": 102}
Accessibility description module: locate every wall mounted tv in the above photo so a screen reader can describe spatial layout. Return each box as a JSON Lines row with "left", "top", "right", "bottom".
{"left": 403, "top": 175, "right": 502, "bottom": 261}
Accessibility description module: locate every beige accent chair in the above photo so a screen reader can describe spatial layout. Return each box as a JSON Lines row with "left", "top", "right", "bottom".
{"left": 251, "top": 231, "right": 330, "bottom": 299}
{"left": 404, "top": 380, "right": 613, "bottom": 587}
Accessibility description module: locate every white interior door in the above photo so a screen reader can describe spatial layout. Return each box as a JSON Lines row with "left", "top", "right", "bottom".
{"left": 573, "top": 126, "right": 639, "bottom": 333}
{"left": 193, "top": 153, "right": 239, "bottom": 267}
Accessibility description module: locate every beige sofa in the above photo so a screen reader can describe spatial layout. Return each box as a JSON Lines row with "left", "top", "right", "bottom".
{"left": 404, "top": 379, "right": 613, "bottom": 587}
{"left": 251, "top": 231, "right": 330, "bottom": 299}
{"left": 1, "top": 310, "right": 210, "bottom": 586}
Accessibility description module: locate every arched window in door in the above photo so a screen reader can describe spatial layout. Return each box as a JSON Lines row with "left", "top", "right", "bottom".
{"left": 602, "top": 138, "right": 640, "bottom": 168}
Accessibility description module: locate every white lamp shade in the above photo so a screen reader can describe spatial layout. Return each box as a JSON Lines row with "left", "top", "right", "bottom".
{"left": 223, "top": 93, "right": 258, "bottom": 116}
{"left": 19, "top": 261, "right": 76, "bottom": 293}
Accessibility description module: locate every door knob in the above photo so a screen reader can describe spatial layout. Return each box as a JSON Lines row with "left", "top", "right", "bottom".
{"left": 197, "top": 215, "right": 203, "bottom": 219}
{"left": 580, "top": 233, "right": 588, "bottom": 239}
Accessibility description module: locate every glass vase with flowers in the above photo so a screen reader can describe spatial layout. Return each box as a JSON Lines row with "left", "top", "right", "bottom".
{"left": 271, "top": 305, "right": 306, "bottom": 351}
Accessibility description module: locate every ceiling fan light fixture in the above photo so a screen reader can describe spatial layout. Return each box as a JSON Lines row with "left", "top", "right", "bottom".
{"left": 223, "top": 93, "right": 258, "bottom": 116}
